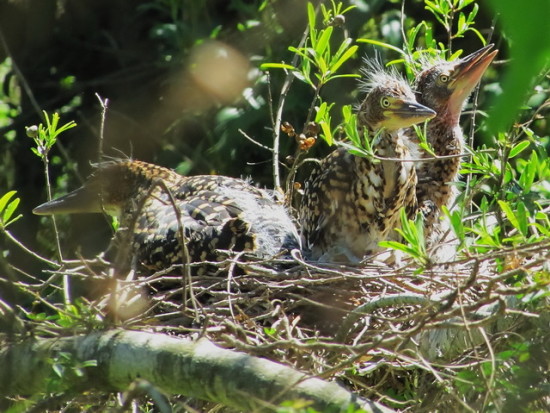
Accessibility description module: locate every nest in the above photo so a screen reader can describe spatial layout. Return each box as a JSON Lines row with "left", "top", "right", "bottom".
{"left": 52, "top": 238, "right": 549, "bottom": 410}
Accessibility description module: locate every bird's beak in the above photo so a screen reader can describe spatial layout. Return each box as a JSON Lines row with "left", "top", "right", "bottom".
{"left": 33, "top": 185, "right": 103, "bottom": 215}
{"left": 448, "top": 44, "right": 498, "bottom": 114}
{"left": 388, "top": 99, "right": 436, "bottom": 130}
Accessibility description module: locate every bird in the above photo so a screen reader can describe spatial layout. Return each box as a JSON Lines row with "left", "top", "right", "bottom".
{"left": 410, "top": 44, "right": 497, "bottom": 235}
{"left": 298, "top": 62, "right": 436, "bottom": 262}
{"left": 33, "top": 160, "right": 300, "bottom": 272}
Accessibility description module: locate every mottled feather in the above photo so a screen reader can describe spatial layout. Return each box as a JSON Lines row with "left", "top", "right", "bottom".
{"left": 34, "top": 160, "right": 300, "bottom": 271}
{"left": 299, "top": 61, "right": 435, "bottom": 262}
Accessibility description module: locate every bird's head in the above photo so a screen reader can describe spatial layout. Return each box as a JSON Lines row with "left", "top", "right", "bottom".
{"left": 358, "top": 61, "right": 436, "bottom": 132}
{"left": 33, "top": 160, "right": 176, "bottom": 217}
{"left": 415, "top": 44, "right": 497, "bottom": 119}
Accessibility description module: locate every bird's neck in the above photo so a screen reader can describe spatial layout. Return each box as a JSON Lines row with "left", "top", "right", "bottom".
{"left": 426, "top": 108, "right": 463, "bottom": 157}
{"left": 415, "top": 106, "right": 464, "bottom": 211}
{"left": 112, "top": 162, "right": 183, "bottom": 221}
{"left": 354, "top": 129, "right": 414, "bottom": 207}
{"left": 372, "top": 129, "right": 409, "bottom": 159}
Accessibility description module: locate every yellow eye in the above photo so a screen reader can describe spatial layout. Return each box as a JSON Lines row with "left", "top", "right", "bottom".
{"left": 439, "top": 74, "right": 449, "bottom": 83}
{"left": 380, "top": 97, "right": 391, "bottom": 108}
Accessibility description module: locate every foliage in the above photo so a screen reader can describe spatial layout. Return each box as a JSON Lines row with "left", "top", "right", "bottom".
{"left": 0, "top": 191, "right": 22, "bottom": 230}
{"left": 27, "top": 112, "right": 77, "bottom": 161}
{"left": 486, "top": 0, "right": 550, "bottom": 132}
{"left": 379, "top": 209, "right": 429, "bottom": 268}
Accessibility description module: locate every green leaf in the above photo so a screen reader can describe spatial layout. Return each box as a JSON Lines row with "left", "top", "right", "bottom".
{"left": 315, "top": 101, "right": 334, "bottom": 146}
{"left": 457, "top": 12, "right": 467, "bottom": 35}
{"left": 329, "top": 45, "right": 358, "bottom": 73}
{"left": 52, "top": 363, "right": 65, "bottom": 378}
{"left": 3, "top": 197, "right": 20, "bottom": 223}
{"left": 315, "top": 101, "right": 328, "bottom": 121}
{"left": 326, "top": 74, "right": 361, "bottom": 81}
{"left": 259, "top": 63, "right": 296, "bottom": 70}
{"left": 319, "top": 121, "right": 333, "bottom": 146}
{"left": 509, "top": 140, "right": 531, "bottom": 158}
{"left": 467, "top": 3, "right": 479, "bottom": 23}
{"left": 356, "top": 39, "right": 406, "bottom": 56}
{"left": 515, "top": 201, "right": 529, "bottom": 237}
{"left": 449, "top": 49, "right": 463, "bottom": 61}
{"left": 315, "top": 27, "right": 333, "bottom": 56}
{"left": 307, "top": 2, "right": 316, "bottom": 43}
{"left": 331, "top": 37, "right": 353, "bottom": 64}
{"left": 341, "top": 106, "right": 361, "bottom": 148}
{"left": 460, "top": 0, "right": 477, "bottom": 8}
{"left": 81, "top": 360, "right": 98, "bottom": 368}
{"left": 487, "top": 0, "right": 550, "bottom": 133}
{"left": 0, "top": 191, "right": 22, "bottom": 229}
{"left": 314, "top": 53, "right": 328, "bottom": 76}
{"left": 379, "top": 240, "right": 417, "bottom": 256}
{"left": 425, "top": 1, "right": 448, "bottom": 27}
{"left": 407, "top": 22, "right": 427, "bottom": 52}
{"left": 0, "top": 191, "right": 16, "bottom": 214}
{"left": 288, "top": 46, "right": 310, "bottom": 61}
{"left": 498, "top": 200, "right": 521, "bottom": 234}
{"left": 442, "top": 205, "right": 464, "bottom": 243}
{"left": 519, "top": 151, "right": 538, "bottom": 192}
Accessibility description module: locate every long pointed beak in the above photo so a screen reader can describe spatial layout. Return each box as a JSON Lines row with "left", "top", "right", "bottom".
{"left": 33, "top": 186, "right": 102, "bottom": 215}
{"left": 449, "top": 44, "right": 498, "bottom": 114}
{"left": 391, "top": 100, "right": 436, "bottom": 128}
{"left": 383, "top": 99, "right": 435, "bottom": 131}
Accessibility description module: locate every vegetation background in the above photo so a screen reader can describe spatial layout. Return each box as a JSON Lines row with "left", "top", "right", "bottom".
{"left": 0, "top": 0, "right": 548, "bottom": 411}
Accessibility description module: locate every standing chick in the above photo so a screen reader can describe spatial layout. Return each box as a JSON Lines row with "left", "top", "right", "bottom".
{"left": 412, "top": 45, "right": 497, "bottom": 234}
{"left": 299, "top": 62, "right": 435, "bottom": 262}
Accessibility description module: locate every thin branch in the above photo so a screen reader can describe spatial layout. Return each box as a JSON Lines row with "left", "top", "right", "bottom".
{"left": 271, "top": 25, "right": 310, "bottom": 191}
{"left": 238, "top": 128, "right": 273, "bottom": 152}
{"left": 95, "top": 93, "right": 109, "bottom": 161}
{"left": 1, "top": 229, "right": 60, "bottom": 267}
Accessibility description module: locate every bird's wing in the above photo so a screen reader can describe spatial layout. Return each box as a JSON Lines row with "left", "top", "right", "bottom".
{"left": 300, "top": 150, "right": 353, "bottom": 250}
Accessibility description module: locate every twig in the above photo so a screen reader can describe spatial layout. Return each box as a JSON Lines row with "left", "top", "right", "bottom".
{"left": 95, "top": 94, "right": 109, "bottom": 160}
{"left": 359, "top": 148, "right": 497, "bottom": 163}
{"left": 479, "top": 327, "right": 500, "bottom": 413}
{"left": 155, "top": 179, "right": 202, "bottom": 321}
{"left": 238, "top": 129, "right": 273, "bottom": 152}
{"left": 464, "top": 18, "right": 497, "bottom": 216}
{"left": 271, "top": 25, "right": 310, "bottom": 191}
{"left": 2, "top": 229, "right": 60, "bottom": 267}
{"left": 336, "top": 294, "right": 435, "bottom": 343}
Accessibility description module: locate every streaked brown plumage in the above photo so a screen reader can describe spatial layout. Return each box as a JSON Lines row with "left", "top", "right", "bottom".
{"left": 299, "top": 64, "right": 435, "bottom": 262}
{"left": 410, "top": 45, "right": 497, "bottom": 234}
{"left": 33, "top": 160, "right": 300, "bottom": 271}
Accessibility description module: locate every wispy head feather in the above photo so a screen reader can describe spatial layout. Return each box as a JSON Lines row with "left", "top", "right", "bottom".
{"left": 359, "top": 56, "right": 408, "bottom": 94}
{"left": 415, "top": 51, "right": 455, "bottom": 81}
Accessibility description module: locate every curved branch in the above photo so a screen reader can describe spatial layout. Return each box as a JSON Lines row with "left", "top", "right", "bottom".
{"left": 0, "top": 329, "right": 394, "bottom": 413}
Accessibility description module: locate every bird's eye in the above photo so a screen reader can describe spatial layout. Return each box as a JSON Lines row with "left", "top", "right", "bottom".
{"left": 439, "top": 74, "right": 449, "bottom": 83}
{"left": 380, "top": 97, "right": 391, "bottom": 108}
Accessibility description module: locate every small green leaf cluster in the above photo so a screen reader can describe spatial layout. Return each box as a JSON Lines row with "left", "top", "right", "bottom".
{"left": 0, "top": 190, "right": 22, "bottom": 230}
{"left": 26, "top": 299, "right": 105, "bottom": 332}
{"left": 47, "top": 351, "right": 98, "bottom": 393}
{"left": 27, "top": 111, "right": 77, "bottom": 160}
{"left": 262, "top": 2, "right": 359, "bottom": 89}
{"left": 380, "top": 208, "right": 429, "bottom": 268}
{"left": 458, "top": 132, "right": 549, "bottom": 255}
{"left": 425, "top": 0, "right": 484, "bottom": 43}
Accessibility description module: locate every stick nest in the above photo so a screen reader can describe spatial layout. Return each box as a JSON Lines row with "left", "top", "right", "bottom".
{"left": 45, "top": 239, "right": 549, "bottom": 410}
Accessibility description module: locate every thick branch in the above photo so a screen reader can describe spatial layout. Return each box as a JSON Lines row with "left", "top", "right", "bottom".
{"left": 0, "top": 329, "right": 393, "bottom": 412}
